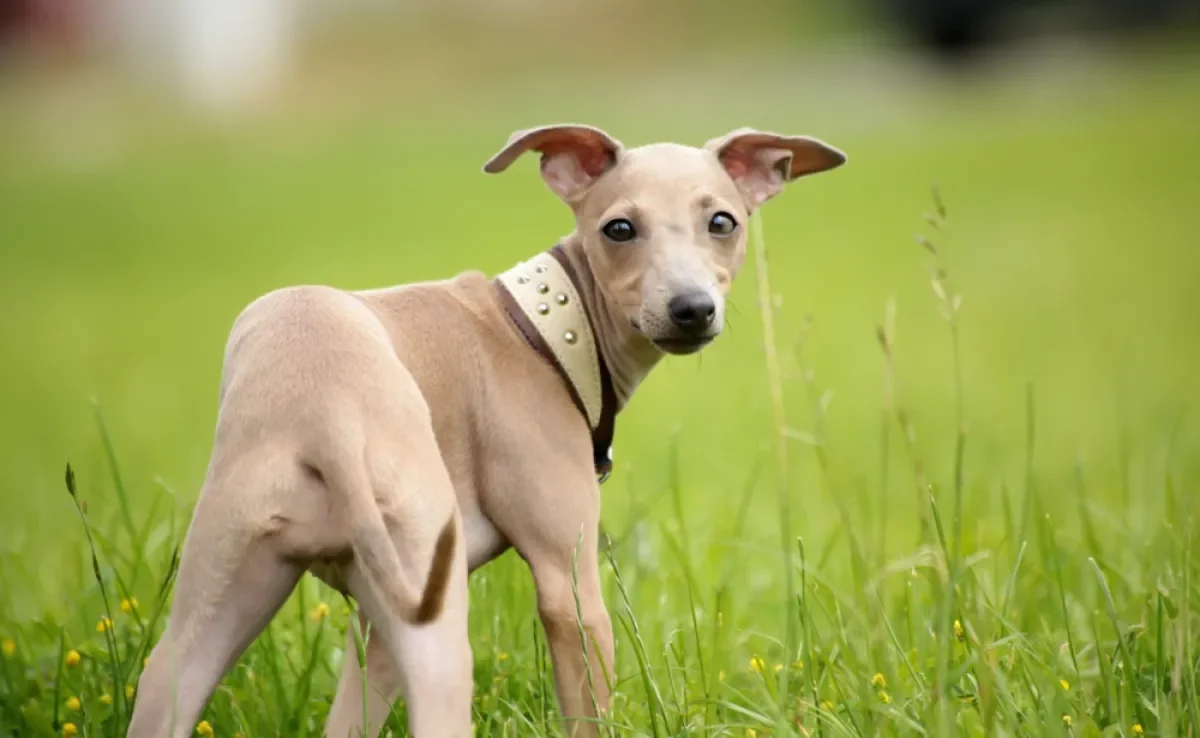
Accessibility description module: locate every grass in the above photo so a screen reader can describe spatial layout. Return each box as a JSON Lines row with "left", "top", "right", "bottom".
{"left": 2, "top": 32, "right": 1200, "bottom": 737}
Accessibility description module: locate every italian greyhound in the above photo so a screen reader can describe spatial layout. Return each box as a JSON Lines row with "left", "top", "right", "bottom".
{"left": 125, "top": 123, "right": 846, "bottom": 738}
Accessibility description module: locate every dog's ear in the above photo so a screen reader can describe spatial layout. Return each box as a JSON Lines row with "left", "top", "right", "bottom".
{"left": 704, "top": 128, "right": 846, "bottom": 209}
{"left": 483, "top": 124, "right": 623, "bottom": 202}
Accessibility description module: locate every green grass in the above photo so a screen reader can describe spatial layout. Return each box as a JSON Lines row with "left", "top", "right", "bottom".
{"left": 2, "top": 35, "right": 1200, "bottom": 737}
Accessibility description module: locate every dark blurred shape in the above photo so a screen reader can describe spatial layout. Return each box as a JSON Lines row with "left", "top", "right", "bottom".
{"left": 1093, "top": 0, "right": 1200, "bottom": 29}
{"left": 881, "top": 0, "right": 1200, "bottom": 61}
{"left": 891, "top": 0, "right": 1006, "bottom": 60}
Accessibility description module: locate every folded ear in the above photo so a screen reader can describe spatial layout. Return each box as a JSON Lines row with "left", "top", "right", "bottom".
{"left": 704, "top": 128, "right": 846, "bottom": 208}
{"left": 483, "top": 123, "right": 623, "bottom": 202}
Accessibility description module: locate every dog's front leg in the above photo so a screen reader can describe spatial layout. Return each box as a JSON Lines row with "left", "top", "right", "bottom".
{"left": 497, "top": 460, "right": 613, "bottom": 738}
{"left": 529, "top": 521, "right": 613, "bottom": 738}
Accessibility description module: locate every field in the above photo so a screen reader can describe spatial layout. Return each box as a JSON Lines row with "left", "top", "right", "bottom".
{"left": 2, "top": 28, "right": 1200, "bottom": 737}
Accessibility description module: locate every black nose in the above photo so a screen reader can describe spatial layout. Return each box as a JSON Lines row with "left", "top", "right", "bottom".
{"left": 667, "top": 293, "right": 716, "bottom": 333}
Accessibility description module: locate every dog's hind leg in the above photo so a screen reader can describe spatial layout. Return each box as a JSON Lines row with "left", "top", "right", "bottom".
{"left": 337, "top": 539, "right": 472, "bottom": 738}
{"left": 324, "top": 449, "right": 473, "bottom": 738}
{"left": 324, "top": 612, "right": 403, "bottom": 738}
{"left": 127, "top": 474, "right": 304, "bottom": 738}
{"left": 324, "top": 555, "right": 473, "bottom": 738}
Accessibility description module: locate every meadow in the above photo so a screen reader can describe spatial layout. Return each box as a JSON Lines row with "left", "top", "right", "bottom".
{"left": 2, "top": 29, "right": 1200, "bottom": 737}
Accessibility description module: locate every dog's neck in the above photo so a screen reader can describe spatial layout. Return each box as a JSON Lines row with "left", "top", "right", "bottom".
{"left": 554, "top": 235, "right": 663, "bottom": 412}
{"left": 492, "top": 236, "right": 665, "bottom": 480}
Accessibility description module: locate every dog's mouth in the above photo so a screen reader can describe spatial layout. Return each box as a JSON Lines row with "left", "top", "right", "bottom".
{"left": 630, "top": 319, "right": 716, "bottom": 355}
{"left": 651, "top": 336, "right": 715, "bottom": 355}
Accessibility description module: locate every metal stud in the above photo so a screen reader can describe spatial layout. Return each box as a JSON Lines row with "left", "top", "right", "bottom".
{"left": 536, "top": 283, "right": 549, "bottom": 294}
{"left": 516, "top": 275, "right": 529, "bottom": 284}
{"left": 564, "top": 330, "right": 578, "bottom": 344}
{"left": 536, "top": 303, "right": 550, "bottom": 315}
{"left": 535, "top": 264, "right": 548, "bottom": 274}
{"left": 555, "top": 293, "right": 568, "bottom": 305}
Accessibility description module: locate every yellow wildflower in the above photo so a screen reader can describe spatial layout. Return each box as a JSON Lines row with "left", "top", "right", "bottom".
{"left": 954, "top": 619, "right": 965, "bottom": 641}
{"left": 792, "top": 660, "right": 804, "bottom": 670}
{"left": 749, "top": 656, "right": 765, "bottom": 673}
{"left": 774, "top": 663, "right": 783, "bottom": 674}
{"left": 1060, "top": 679, "right": 1070, "bottom": 692}
{"left": 100, "top": 693, "right": 113, "bottom": 705}
{"left": 96, "top": 617, "right": 114, "bottom": 633}
{"left": 2, "top": 639, "right": 15, "bottom": 656}
{"left": 65, "top": 696, "right": 81, "bottom": 711}
{"left": 196, "top": 720, "right": 214, "bottom": 737}
{"left": 126, "top": 684, "right": 136, "bottom": 700}
{"left": 718, "top": 670, "right": 725, "bottom": 682}
{"left": 1062, "top": 714, "right": 1072, "bottom": 728}
{"left": 496, "top": 651, "right": 509, "bottom": 662}
{"left": 120, "top": 598, "right": 139, "bottom": 615}
{"left": 1132, "top": 725, "right": 1143, "bottom": 735}
{"left": 310, "top": 602, "right": 330, "bottom": 623}
{"left": 871, "top": 672, "right": 886, "bottom": 688}
{"left": 65, "top": 650, "right": 81, "bottom": 668}
{"left": 62, "top": 723, "right": 78, "bottom": 737}
{"left": 744, "top": 730, "right": 757, "bottom": 738}
{"left": 879, "top": 690, "right": 891, "bottom": 704}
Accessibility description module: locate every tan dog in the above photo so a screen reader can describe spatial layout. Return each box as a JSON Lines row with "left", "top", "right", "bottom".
{"left": 125, "top": 124, "right": 845, "bottom": 738}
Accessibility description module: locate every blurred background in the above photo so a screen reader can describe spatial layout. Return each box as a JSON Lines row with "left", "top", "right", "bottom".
{"left": 1, "top": 0, "right": 1199, "bottom": 609}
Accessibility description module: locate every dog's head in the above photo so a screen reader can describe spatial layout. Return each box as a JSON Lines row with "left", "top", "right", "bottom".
{"left": 484, "top": 124, "right": 845, "bottom": 355}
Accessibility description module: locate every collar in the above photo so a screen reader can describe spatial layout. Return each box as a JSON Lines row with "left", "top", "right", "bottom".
{"left": 493, "top": 245, "right": 617, "bottom": 483}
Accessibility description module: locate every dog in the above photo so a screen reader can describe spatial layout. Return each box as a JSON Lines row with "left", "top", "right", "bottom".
{"left": 125, "top": 123, "right": 846, "bottom": 738}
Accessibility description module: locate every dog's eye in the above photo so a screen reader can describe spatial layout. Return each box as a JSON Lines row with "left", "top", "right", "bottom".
{"left": 708, "top": 212, "right": 738, "bottom": 236}
{"left": 601, "top": 218, "right": 637, "bottom": 243}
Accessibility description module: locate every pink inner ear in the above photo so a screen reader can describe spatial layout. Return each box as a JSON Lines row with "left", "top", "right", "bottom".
{"left": 718, "top": 147, "right": 755, "bottom": 181}
{"left": 717, "top": 144, "right": 785, "bottom": 207}
{"left": 576, "top": 147, "right": 614, "bottom": 178}
{"left": 541, "top": 139, "right": 613, "bottom": 179}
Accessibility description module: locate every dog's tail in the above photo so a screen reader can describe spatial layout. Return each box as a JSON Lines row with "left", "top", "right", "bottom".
{"left": 324, "top": 456, "right": 457, "bottom": 625}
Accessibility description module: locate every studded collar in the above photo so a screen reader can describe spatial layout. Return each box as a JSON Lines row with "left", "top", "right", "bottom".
{"left": 493, "top": 245, "right": 617, "bottom": 483}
